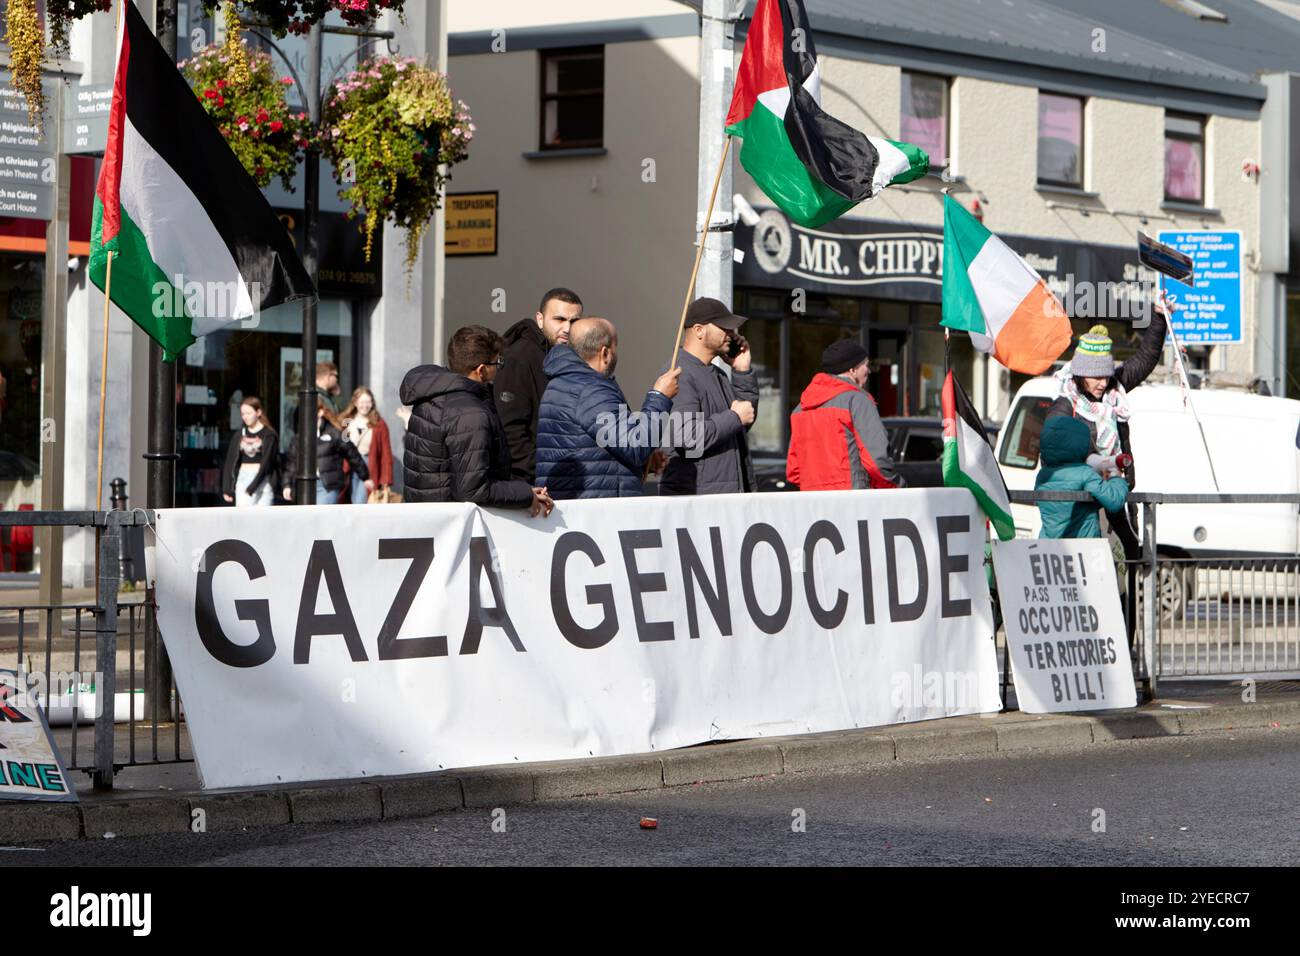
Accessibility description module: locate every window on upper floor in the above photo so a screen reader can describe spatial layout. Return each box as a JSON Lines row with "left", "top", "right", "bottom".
{"left": 539, "top": 46, "right": 604, "bottom": 151}
{"left": 1165, "top": 112, "right": 1205, "bottom": 204}
{"left": 1037, "top": 92, "right": 1084, "bottom": 188}
{"left": 900, "top": 71, "right": 948, "bottom": 167}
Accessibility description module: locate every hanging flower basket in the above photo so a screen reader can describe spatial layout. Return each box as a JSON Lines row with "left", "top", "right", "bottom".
{"left": 181, "top": 6, "right": 311, "bottom": 189}
{"left": 319, "top": 56, "right": 472, "bottom": 275}
{"left": 201, "top": 1, "right": 406, "bottom": 37}
{"left": 3, "top": 0, "right": 111, "bottom": 127}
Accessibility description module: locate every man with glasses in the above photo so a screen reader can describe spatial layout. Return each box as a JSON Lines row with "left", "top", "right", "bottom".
{"left": 495, "top": 287, "right": 584, "bottom": 483}
{"left": 400, "top": 325, "right": 553, "bottom": 515}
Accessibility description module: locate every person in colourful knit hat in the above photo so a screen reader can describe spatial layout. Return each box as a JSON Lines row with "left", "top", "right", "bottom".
{"left": 1044, "top": 297, "right": 1169, "bottom": 560}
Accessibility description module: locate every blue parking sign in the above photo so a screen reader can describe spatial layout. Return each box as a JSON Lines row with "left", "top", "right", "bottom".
{"left": 1157, "top": 230, "right": 1243, "bottom": 344}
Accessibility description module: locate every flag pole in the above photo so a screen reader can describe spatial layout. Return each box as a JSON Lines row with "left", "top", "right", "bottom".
{"left": 667, "top": 135, "right": 732, "bottom": 372}
{"left": 1161, "top": 293, "right": 1220, "bottom": 491}
{"left": 95, "top": 252, "right": 114, "bottom": 509}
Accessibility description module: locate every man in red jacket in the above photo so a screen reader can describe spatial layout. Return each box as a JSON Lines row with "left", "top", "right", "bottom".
{"left": 787, "top": 340, "right": 903, "bottom": 491}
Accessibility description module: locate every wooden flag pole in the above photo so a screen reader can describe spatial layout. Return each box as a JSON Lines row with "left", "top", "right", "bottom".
{"left": 96, "top": 251, "right": 114, "bottom": 509}
{"left": 667, "top": 135, "right": 733, "bottom": 372}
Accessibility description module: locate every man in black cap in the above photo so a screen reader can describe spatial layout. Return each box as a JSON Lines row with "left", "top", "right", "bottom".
{"left": 658, "top": 297, "right": 758, "bottom": 495}
{"left": 787, "top": 339, "right": 902, "bottom": 490}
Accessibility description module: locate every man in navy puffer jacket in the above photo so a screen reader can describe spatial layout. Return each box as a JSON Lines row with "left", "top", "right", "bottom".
{"left": 536, "top": 318, "right": 680, "bottom": 498}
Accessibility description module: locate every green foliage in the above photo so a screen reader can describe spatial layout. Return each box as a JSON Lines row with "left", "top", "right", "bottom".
{"left": 320, "top": 57, "right": 472, "bottom": 275}
{"left": 181, "top": 41, "right": 311, "bottom": 190}
{"left": 202, "top": 1, "right": 407, "bottom": 37}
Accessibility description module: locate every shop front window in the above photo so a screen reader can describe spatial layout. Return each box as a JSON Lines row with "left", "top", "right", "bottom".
{"left": 744, "top": 316, "right": 783, "bottom": 453}
{"left": 175, "top": 299, "right": 357, "bottom": 506}
{"left": 915, "top": 307, "right": 974, "bottom": 416}
{"left": 0, "top": 254, "right": 43, "bottom": 511}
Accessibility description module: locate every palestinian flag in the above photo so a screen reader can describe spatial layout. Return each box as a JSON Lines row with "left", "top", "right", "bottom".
{"left": 725, "top": 0, "right": 929, "bottom": 228}
{"left": 89, "top": 1, "right": 313, "bottom": 361}
{"left": 942, "top": 370, "right": 1014, "bottom": 542}
{"left": 941, "top": 194, "right": 1071, "bottom": 375}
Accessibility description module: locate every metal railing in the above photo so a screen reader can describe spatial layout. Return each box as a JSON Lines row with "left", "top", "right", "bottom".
{"left": 1010, "top": 491, "right": 1300, "bottom": 698}
{"left": 4, "top": 495, "right": 1295, "bottom": 788}
{"left": 0, "top": 508, "right": 184, "bottom": 791}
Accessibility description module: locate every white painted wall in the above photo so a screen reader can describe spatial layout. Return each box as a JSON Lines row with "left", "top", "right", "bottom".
{"left": 448, "top": 0, "right": 690, "bottom": 33}
{"left": 443, "top": 34, "right": 701, "bottom": 400}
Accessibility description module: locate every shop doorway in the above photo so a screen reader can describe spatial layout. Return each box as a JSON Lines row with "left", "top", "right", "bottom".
{"left": 867, "top": 328, "right": 907, "bottom": 416}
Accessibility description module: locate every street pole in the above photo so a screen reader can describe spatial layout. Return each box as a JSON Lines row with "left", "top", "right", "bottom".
{"left": 296, "top": 21, "right": 322, "bottom": 505}
{"left": 693, "top": 0, "right": 741, "bottom": 308}
{"left": 144, "top": 0, "right": 178, "bottom": 720}
{"left": 38, "top": 78, "right": 70, "bottom": 636}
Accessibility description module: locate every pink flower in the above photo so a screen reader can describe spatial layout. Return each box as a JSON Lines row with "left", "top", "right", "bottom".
{"left": 256, "top": 108, "right": 269, "bottom": 123}
{"left": 281, "top": 76, "right": 293, "bottom": 86}
{"left": 216, "top": 79, "right": 226, "bottom": 89}
{"left": 270, "top": 120, "right": 283, "bottom": 132}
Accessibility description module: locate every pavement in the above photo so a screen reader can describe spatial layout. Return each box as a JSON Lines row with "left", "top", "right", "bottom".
{"left": 20, "top": 725, "right": 1298, "bottom": 866}
{"left": 2, "top": 677, "right": 1298, "bottom": 845}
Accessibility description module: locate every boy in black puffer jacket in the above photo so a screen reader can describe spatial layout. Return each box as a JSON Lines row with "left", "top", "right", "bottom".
{"left": 400, "top": 325, "right": 553, "bottom": 516}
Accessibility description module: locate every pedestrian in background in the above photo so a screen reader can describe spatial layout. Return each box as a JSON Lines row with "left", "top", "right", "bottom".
{"left": 658, "top": 297, "right": 758, "bottom": 495}
{"left": 494, "top": 287, "right": 584, "bottom": 482}
{"left": 221, "top": 396, "right": 281, "bottom": 507}
{"left": 401, "top": 325, "right": 552, "bottom": 515}
{"left": 316, "top": 361, "right": 342, "bottom": 413}
{"left": 340, "top": 386, "right": 395, "bottom": 503}
{"left": 535, "top": 317, "right": 680, "bottom": 498}
{"left": 787, "top": 340, "right": 902, "bottom": 490}
{"left": 283, "top": 397, "right": 369, "bottom": 505}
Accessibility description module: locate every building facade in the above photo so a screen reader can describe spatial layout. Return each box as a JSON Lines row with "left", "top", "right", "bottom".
{"left": 0, "top": 0, "right": 448, "bottom": 584}
{"left": 444, "top": 0, "right": 1298, "bottom": 460}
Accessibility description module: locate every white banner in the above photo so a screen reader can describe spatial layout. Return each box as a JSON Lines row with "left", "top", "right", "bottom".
{"left": 992, "top": 538, "right": 1137, "bottom": 713}
{"left": 151, "top": 490, "right": 1001, "bottom": 789}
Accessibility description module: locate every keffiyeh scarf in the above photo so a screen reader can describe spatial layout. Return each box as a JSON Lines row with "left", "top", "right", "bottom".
{"left": 1055, "top": 363, "right": 1131, "bottom": 457}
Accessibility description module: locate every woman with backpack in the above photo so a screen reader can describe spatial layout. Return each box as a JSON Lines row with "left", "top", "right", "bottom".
{"left": 283, "top": 397, "right": 369, "bottom": 505}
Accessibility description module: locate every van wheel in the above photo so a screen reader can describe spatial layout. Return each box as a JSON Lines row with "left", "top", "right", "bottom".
{"left": 1157, "top": 564, "right": 1193, "bottom": 621}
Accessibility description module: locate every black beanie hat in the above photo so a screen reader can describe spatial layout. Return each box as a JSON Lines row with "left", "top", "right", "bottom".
{"left": 821, "top": 339, "right": 870, "bottom": 375}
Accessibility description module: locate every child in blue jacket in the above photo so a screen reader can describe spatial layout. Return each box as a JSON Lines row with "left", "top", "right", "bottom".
{"left": 1035, "top": 416, "right": 1130, "bottom": 538}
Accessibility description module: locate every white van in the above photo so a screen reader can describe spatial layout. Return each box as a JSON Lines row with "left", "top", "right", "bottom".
{"left": 996, "top": 373, "right": 1300, "bottom": 557}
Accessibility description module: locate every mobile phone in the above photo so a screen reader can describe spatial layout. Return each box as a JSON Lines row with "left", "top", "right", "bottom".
{"left": 726, "top": 337, "right": 743, "bottom": 359}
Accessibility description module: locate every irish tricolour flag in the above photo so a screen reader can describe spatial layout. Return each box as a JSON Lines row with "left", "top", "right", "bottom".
{"left": 942, "top": 370, "right": 1014, "bottom": 542}
{"left": 90, "top": 1, "right": 313, "bottom": 361}
{"left": 725, "top": 0, "right": 929, "bottom": 228}
{"left": 941, "top": 195, "right": 1072, "bottom": 375}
